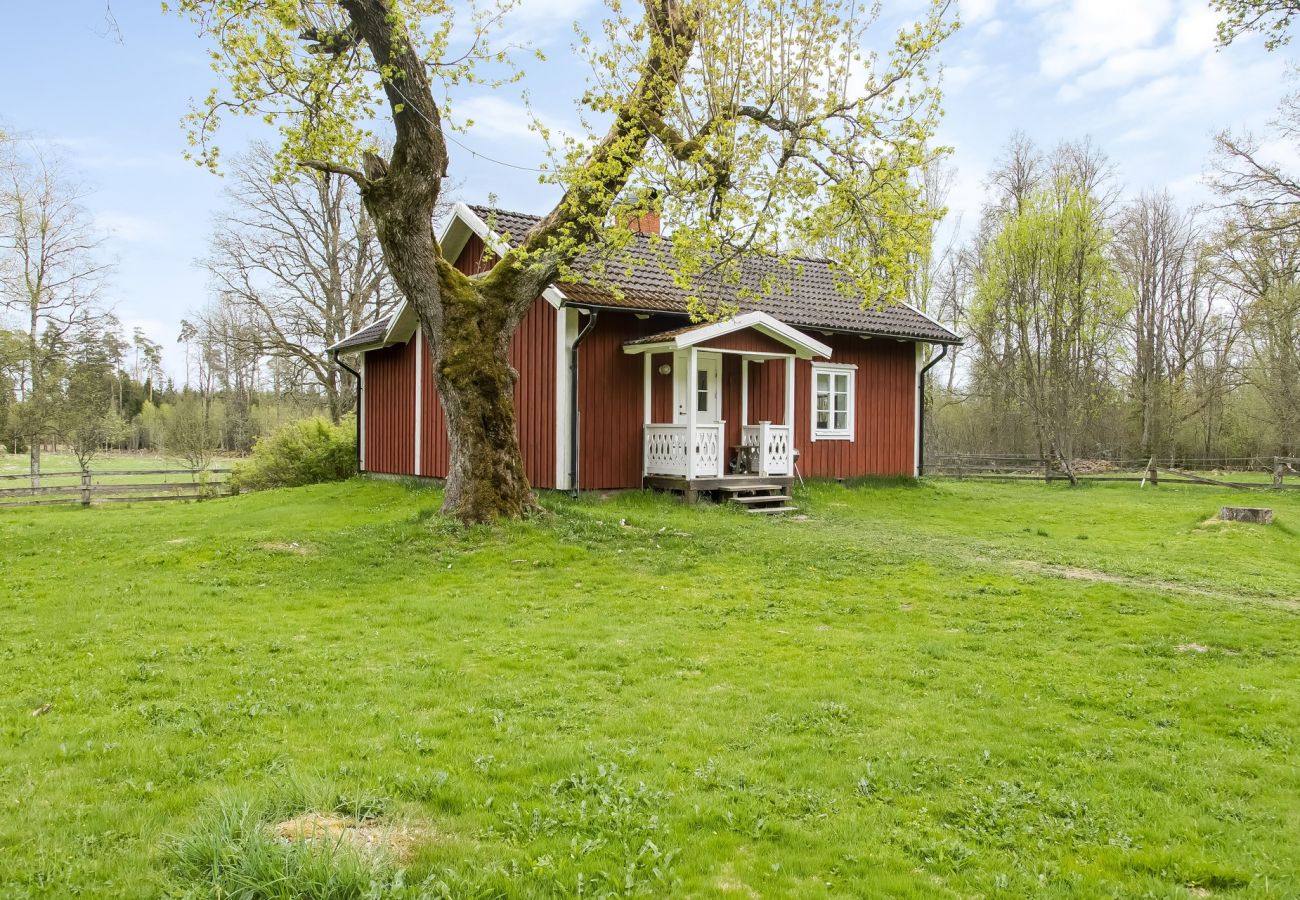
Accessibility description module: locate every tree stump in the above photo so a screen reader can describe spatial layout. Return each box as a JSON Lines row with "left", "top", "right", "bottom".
{"left": 1220, "top": 506, "right": 1273, "bottom": 524}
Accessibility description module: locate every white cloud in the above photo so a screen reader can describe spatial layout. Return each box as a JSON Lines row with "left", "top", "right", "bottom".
{"left": 944, "top": 62, "right": 988, "bottom": 91}
{"left": 1053, "top": 1, "right": 1219, "bottom": 101}
{"left": 450, "top": 94, "right": 581, "bottom": 158}
{"left": 961, "top": 0, "right": 998, "bottom": 25}
{"left": 1035, "top": 0, "right": 1175, "bottom": 81}
{"left": 453, "top": 95, "right": 543, "bottom": 142}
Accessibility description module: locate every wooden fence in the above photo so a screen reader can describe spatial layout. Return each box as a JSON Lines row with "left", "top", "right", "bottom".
{"left": 927, "top": 454, "right": 1300, "bottom": 490}
{"left": 0, "top": 467, "right": 233, "bottom": 509}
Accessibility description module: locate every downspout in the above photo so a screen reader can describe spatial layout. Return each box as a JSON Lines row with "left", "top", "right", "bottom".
{"left": 916, "top": 343, "right": 948, "bottom": 477}
{"left": 568, "top": 308, "right": 599, "bottom": 498}
{"left": 333, "top": 349, "right": 363, "bottom": 473}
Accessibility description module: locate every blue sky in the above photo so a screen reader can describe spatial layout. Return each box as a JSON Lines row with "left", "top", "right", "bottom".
{"left": 0, "top": 0, "right": 1290, "bottom": 378}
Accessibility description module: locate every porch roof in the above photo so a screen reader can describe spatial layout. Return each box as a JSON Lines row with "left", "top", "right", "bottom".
{"left": 621, "top": 311, "right": 832, "bottom": 359}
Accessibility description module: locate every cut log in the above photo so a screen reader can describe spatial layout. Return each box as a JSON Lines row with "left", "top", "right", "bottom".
{"left": 1220, "top": 506, "right": 1273, "bottom": 524}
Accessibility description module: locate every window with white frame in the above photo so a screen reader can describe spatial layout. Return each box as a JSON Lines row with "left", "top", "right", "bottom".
{"left": 811, "top": 364, "right": 855, "bottom": 440}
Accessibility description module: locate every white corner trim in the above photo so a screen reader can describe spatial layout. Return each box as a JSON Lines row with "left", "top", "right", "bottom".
{"left": 413, "top": 329, "right": 423, "bottom": 476}
{"left": 555, "top": 306, "right": 575, "bottom": 490}
{"left": 357, "top": 353, "right": 367, "bottom": 471}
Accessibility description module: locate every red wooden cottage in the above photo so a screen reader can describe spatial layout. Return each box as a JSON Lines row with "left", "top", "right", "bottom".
{"left": 331, "top": 203, "right": 959, "bottom": 501}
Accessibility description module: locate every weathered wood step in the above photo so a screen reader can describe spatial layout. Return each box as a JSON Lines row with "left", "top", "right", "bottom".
{"left": 717, "top": 483, "right": 784, "bottom": 494}
{"left": 729, "top": 494, "right": 792, "bottom": 504}
{"left": 745, "top": 505, "right": 799, "bottom": 515}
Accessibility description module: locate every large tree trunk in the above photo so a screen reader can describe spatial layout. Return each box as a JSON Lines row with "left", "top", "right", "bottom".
{"left": 432, "top": 296, "right": 537, "bottom": 522}
{"left": 425, "top": 262, "right": 539, "bottom": 523}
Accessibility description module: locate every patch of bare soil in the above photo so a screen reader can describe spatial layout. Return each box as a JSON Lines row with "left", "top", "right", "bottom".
{"left": 1012, "top": 561, "right": 1211, "bottom": 596}
{"left": 714, "top": 862, "right": 761, "bottom": 898}
{"left": 271, "top": 812, "right": 435, "bottom": 862}
{"left": 1010, "top": 561, "right": 1300, "bottom": 611}
{"left": 257, "top": 541, "right": 315, "bottom": 555}
{"left": 1177, "top": 643, "right": 1209, "bottom": 654}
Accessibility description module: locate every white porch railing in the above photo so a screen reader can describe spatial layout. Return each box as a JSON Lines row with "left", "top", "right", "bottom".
{"left": 644, "top": 423, "right": 726, "bottom": 477}
{"left": 741, "top": 422, "right": 793, "bottom": 476}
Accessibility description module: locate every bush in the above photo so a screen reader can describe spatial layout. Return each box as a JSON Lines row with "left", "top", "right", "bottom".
{"left": 231, "top": 417, "right": 356, "bottom": 492}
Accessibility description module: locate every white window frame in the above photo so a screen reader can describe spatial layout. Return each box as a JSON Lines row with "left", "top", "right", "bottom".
{"left": 810, "top": 362, "right": 856, "bottom": 441}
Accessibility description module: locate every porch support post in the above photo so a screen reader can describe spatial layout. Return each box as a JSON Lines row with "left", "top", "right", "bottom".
{"left": 642, "top": 352, "right": 651, "bottom": 478}
{"left": 784, "top": 355, "right": 796, "bottom": 428}
{"left": 643, "top": 353, "right": 652, "bottom": 425}
{"left": 686, "top": 346, "right": 698, "bottom": 480}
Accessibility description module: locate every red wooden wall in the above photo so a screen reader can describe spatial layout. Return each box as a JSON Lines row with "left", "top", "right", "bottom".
{"left": 576, "top": 312, "right": 660, "bottom": 489}
{"left": 363, "top": 283, "right": 918, "bottom": 488}
{"left": 796, "top": 335, "right": 916, "bottom": 478}
{"left": 576, "top": 315, "right": 917, "bottom": 487}
{"left": 363, "top": 234, "right": 557, "bottom": 488}
{"left": 363, "top": 340, "right": 416, "bottom": 474}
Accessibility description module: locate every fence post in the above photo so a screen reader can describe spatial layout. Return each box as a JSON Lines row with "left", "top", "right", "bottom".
{"left": 80, "top": 470, "right": 91, "bottom": 507}
{"left": 1146, "top": 457, "right": 1158, "bottom": 487}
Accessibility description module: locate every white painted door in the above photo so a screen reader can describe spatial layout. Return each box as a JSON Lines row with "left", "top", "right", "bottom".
{"left": 694, "top": 352, "right": 722, "bottom": 424}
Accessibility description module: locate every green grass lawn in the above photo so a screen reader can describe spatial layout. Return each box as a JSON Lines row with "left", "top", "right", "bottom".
{"left": 1, "top": 478, "right": 1297, "bottom": 898}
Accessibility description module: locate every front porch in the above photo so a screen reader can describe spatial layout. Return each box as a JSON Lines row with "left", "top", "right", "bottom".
{"left": 623, "top": 311, "right": 831, "bottom": 501}
{"left": 643, "top": 472, "right": 797, "bottom": 510}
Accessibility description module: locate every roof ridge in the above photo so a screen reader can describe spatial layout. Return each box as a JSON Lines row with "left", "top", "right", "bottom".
{"left": 468, "top": 203, "right": 857, "bottom": 270}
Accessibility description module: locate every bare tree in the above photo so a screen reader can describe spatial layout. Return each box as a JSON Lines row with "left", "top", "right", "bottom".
{"left": 201, "top": 143, "right": 398, "bottom": 422}
{"left": 1114, "top": 192, "right": 1223, "bottom": 459}
{"left": 0, "top": 141, "right": 112, "bottom": 485}
{"left": 1212, "top": 210, "right": 1300, "bottom": 454}
{"left": 968, "top": 139, "right": 1127, "bottom": 481}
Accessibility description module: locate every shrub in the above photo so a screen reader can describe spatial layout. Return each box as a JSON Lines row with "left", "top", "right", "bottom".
{"left": 231, "top": 417, "right": 356, "bottom": 492}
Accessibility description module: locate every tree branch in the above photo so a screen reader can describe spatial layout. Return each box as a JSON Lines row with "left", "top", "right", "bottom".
{"left": 298, "top": 158, "right": 367, "bottom": 187}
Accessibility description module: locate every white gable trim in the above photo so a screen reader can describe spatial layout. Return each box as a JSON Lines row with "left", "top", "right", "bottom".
{"left": 622, "top": 311, "right": 831, "bottom": 360}
{"left": 450, "top": 202, "right": 567, "bottom": 310}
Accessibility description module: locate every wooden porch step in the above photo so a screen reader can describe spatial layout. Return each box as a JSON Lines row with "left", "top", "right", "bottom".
{"left": 717, "top": 483, "right": 784, "bottom": 494}
{"left": 729, "top": 493, "right": 792, "bottom": 505}
{"left": 746, "top": 505, "right": 799, "bottom": 515}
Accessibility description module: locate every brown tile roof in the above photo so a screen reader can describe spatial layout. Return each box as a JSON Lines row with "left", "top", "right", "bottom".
{"left": 624, "top": 321, "right": 718, "bottom": 345}
{"left": 469, "top": 205, "right": 960, "bottom": 344}
{"left": 328, "top": 313, "right": 396, "bottom": 352}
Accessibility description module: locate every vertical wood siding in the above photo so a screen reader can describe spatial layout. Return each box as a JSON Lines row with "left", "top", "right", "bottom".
{"left": 746, "top": 357, "right": 787, "bottom": 424}
{"left": 363, "top": 340, "right": 416, "bottom": 474}
{"left": 415, "top": 298, "right": 556, "bottom": 486}
{"left": 649, "top": 352, "right": 674, "bottom": 422}
{"left": 794, "top": 336, "right": 916, "bottom": 477}
{"left": 364, "top": 293, "right": 917, "bottom": 488}
{"left": 575, "top": 317, "right": 917, "bottom": 487}
{"left": 700, "top": 330, "right": 792, "bottom": 354}
{"left": 364, "top": 234, "right": 556, "bottom": 488}
{"left": 576, "top": 312, "right": 680, "bottom": 488}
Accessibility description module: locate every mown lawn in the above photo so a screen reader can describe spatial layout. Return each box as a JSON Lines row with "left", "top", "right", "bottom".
{"left": 1, "top": 478, "right": 1298, "bottom": 898}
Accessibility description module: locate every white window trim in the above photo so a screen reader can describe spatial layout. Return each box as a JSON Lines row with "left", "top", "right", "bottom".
{"left": 810, "top": 362, "right": 857, "bottom": 441}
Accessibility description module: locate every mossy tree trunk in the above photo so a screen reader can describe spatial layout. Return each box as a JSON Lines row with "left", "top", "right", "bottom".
{"left": 312, "top": 0, "right": 693, "bottom": 523}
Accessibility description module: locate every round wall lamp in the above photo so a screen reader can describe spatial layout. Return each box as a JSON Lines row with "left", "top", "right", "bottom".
{"left": 658, "top": 363, "right": 672, "bottom": 375}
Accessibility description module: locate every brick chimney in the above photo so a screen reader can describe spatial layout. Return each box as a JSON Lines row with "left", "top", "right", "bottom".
{"left": 623, "top": 189, "right": 661, "bottom": 235}
{"left": 626, "top": 209, "right": 661, "bottom": 235}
